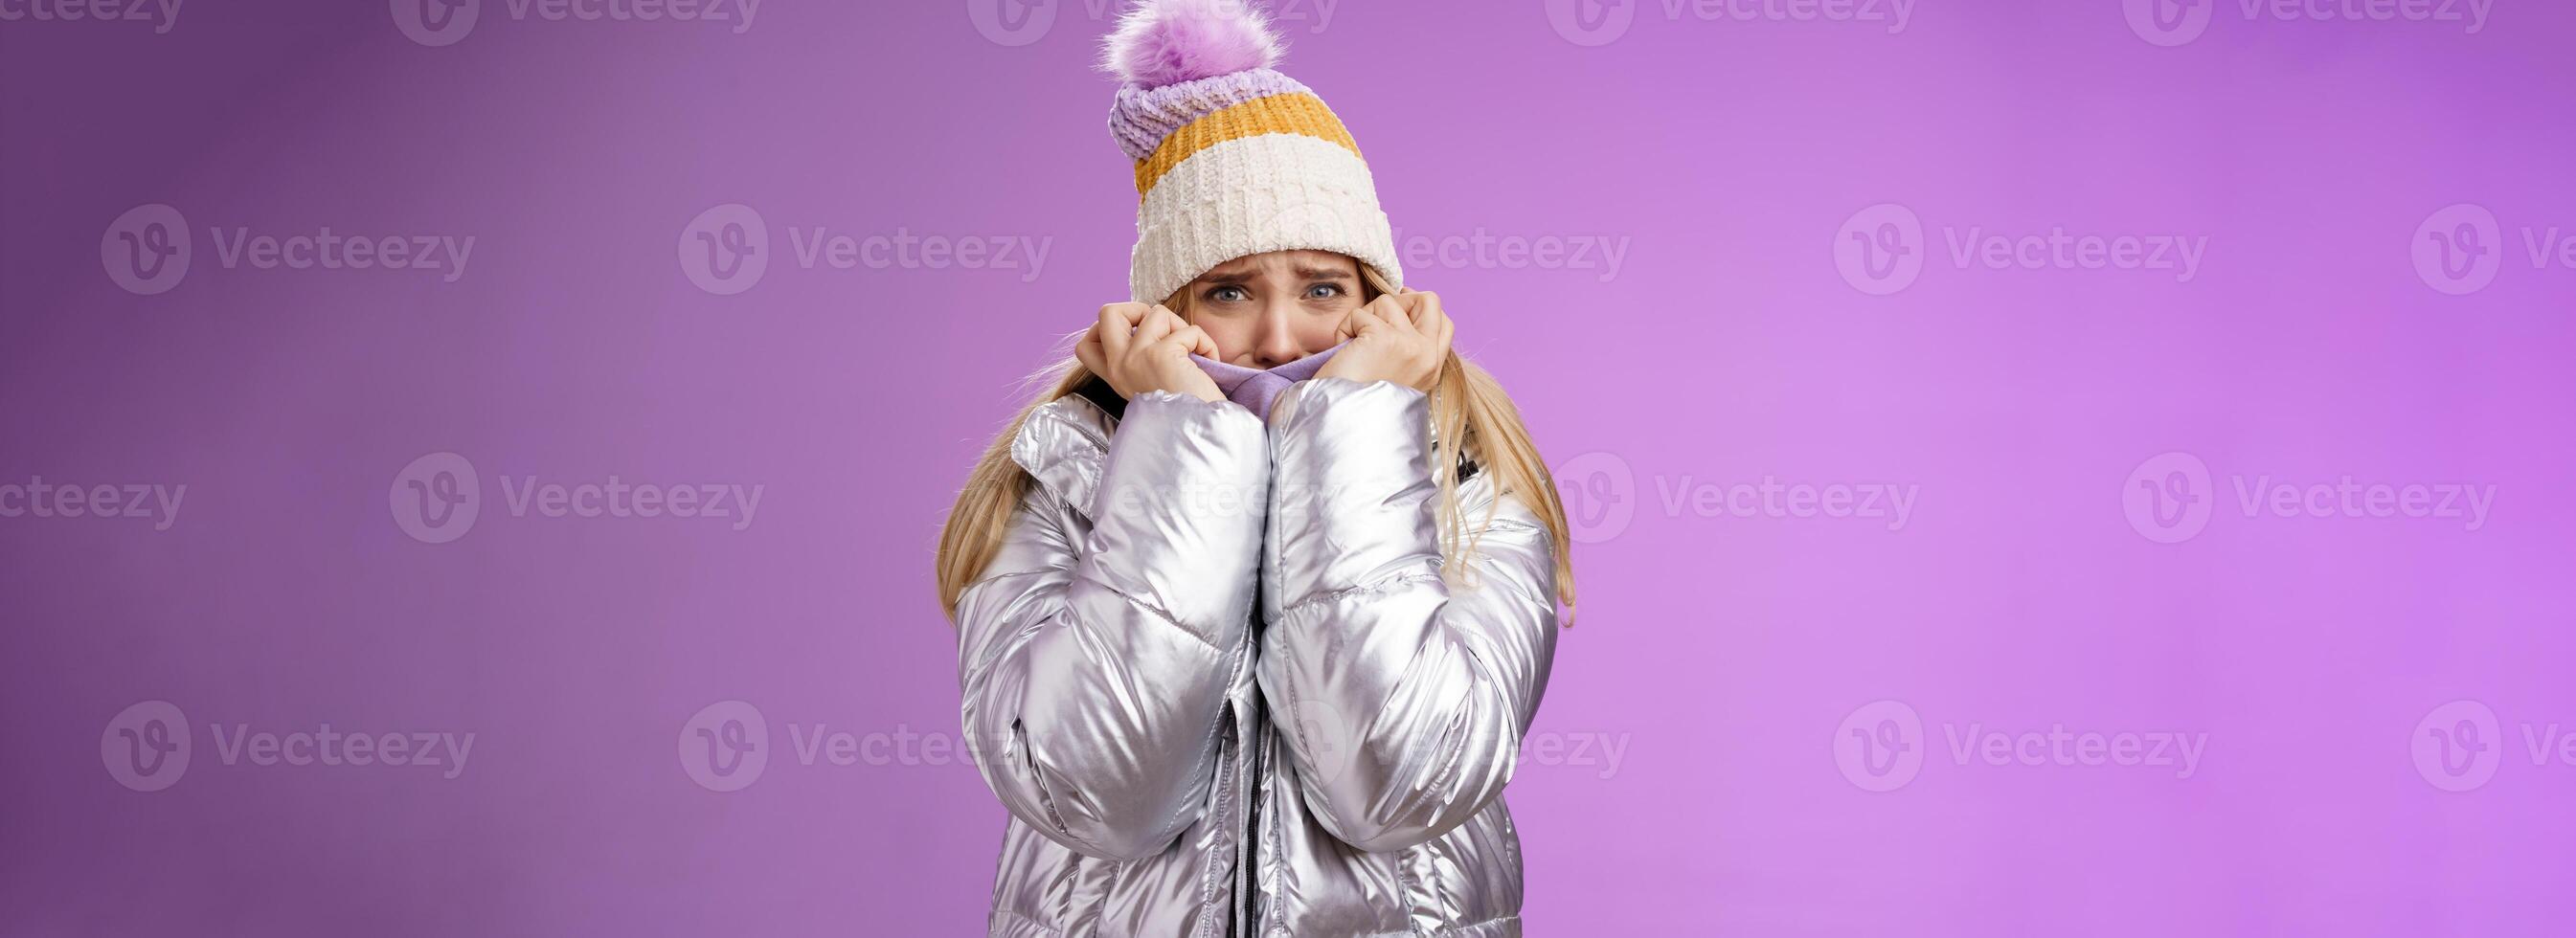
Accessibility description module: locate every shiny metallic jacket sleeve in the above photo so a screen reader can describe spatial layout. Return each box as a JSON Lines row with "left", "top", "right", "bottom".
{"left": 955, "top": 391, "right": 1269, "bottom": 861}
{"left": 1256, "top": 377, "right": 1562, "bottom": 854}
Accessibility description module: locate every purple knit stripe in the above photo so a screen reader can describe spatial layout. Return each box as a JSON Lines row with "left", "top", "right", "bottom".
{"left": 1107, "top": 68, "right": 1313, "bottom": 161}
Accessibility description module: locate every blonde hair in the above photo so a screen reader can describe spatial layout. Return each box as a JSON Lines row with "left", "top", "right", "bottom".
{"left": 934, "top": 264, "right": 1577, "bottom": 625}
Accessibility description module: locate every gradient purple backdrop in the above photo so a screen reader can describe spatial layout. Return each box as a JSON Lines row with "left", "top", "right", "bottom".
{"left": 5, "top": 0, "right": 2574, "bottom": 934}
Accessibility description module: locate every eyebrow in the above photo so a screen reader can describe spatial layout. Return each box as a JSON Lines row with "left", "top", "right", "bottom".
{"left": 1197, "top": 265, "right": 1358, "bottom": 285}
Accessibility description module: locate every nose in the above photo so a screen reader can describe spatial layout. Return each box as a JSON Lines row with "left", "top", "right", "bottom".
{"left": 1250, "top": 302, "right": 1306, "bottom": 368}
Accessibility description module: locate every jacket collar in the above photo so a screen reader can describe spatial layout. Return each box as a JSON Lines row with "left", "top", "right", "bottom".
{"left": 1008, "top": 377, "right": 1481, "bottom": 522}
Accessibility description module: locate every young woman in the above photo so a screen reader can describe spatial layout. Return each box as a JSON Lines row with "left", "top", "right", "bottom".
{"left": 934, "top": 3, "right": 1576, "bottom": 934}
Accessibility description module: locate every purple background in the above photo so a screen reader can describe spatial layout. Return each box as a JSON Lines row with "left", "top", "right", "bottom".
{"left": 6, "top": 0, "right": 2574, "bottom": 934}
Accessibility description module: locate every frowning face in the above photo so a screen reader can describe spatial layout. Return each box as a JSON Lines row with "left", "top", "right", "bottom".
{"left": 1169, "top": 250, "right": 1369, "bottom": 368}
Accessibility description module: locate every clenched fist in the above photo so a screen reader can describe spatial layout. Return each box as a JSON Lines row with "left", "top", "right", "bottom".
{"left": 1074, "top": 302, "right": 1225, "bottom": 403}
{"left": 1316, "top": 288, "right": 1452, "bottom": 392}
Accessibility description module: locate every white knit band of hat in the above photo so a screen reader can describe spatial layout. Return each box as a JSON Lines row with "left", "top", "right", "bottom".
{"left": 1130, "top": 131, "right": 1405, "bottom": 304}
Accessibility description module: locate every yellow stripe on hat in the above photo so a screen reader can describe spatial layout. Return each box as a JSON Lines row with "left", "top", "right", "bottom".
{"left": 1134, "top": 92, "right": 1362, "bottom": 199}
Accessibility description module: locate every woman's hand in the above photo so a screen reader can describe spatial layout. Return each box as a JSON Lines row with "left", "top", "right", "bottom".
{"left": 1075, "top": 302, "right": 1225, "bottom": 403}
{"left": 1316, "top": 288, "right": 1452, "bottom": 392}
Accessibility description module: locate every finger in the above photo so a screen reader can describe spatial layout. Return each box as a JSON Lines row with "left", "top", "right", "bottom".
{"left": 1143, "top": 305, "right": 1189, "bottom": 330}
{"left": 1169, "top": 324, "right": 1220, "bottom": 360}
{"left": 1132, "top": 305, "right": 1179, "bottom": 347}
{"left": 1097, "top": 303, "right": 1146, "bottom": 358}
{"left": 1403, "top": 290, "right": 1442, "bottom": 330}
{"left": 1412, "top": 293, "right": 1452, "bottom": 351}
{"left": 1353, "top": 302, "right": 1406, "bottom": 340}
{"left": 1369, "top": 295, "right": 1423, "bottom": 338}
{"left": 1335, "top": 305, "right": 1378, "bottom": 340}
{"left": 1074, "top": 330, "right": 1108, "bottom": 384}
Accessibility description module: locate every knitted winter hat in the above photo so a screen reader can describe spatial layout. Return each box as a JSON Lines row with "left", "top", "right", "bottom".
{"left": 1102, "top": 0, "right": 1403, "bottom": 305}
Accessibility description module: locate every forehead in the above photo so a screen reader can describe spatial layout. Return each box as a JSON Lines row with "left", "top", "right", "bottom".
{"left": 1196, "top": 250, "right": 1358, "bottom": 279}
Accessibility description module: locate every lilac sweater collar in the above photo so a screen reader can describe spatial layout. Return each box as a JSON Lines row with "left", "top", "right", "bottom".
{"left": 1188, "top": 342, "right": 1347, "bottom": 419}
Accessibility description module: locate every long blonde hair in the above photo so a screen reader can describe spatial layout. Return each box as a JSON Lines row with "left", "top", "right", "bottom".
{"left": 935, "top": 264, "right": 1577, "bottom": 624}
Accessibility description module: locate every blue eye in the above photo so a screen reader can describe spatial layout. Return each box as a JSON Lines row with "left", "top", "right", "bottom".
{"left": 1306, "top": 283, "right": 1344, "bottom": 300}
{"left": 1209, "top": 285, "right": 1249, "bottom": 302}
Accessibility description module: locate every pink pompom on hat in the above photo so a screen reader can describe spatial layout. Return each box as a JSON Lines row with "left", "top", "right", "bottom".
{"left": 1099, "top": 0, "right": 1403, "bottom": 304}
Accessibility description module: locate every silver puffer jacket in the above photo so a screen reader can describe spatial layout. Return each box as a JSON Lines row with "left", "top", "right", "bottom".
{"left": 956, "top": 376, "right": 1561, "bottom": 937}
